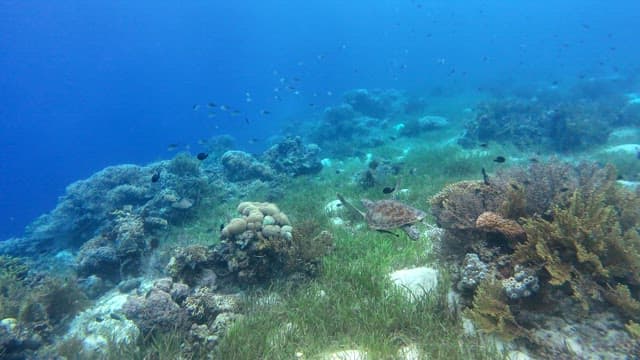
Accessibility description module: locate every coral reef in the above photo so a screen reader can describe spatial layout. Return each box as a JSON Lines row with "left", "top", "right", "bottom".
{"left": 399, "top": 115, "right": 449, "bottom": 136}
{"left": 459, "top": 91, "right": 632, "bottom": 152}
{"left": 343, "top": 88, "right": 407, "bottom": 119}
{"left": 0, "top": 158, "right": 221, "bottom": 257}
{"left": 262, "top": 136, "right": 322, "bottom": 176}
{"left": 220, "top": 150, "right": 276, "bottom": 181}
{"left": 431, "top": 160, "right": 640, "bottom": 354}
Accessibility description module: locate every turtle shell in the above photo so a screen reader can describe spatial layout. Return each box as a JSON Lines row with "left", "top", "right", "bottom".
{"left": 361, "top": 199, "right": 426, "bottom": 230}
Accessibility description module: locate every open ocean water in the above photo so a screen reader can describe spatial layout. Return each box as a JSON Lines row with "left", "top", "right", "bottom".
{"left": 2, "top": 1, "right": 638, "bottom": 240}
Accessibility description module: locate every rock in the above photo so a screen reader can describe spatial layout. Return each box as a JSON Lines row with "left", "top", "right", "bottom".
{"left": 417, "top": 115, "right": 449, "bottom": 129}
{"left": 123, "top": 288, "right": 188, "bottom": 336}
{"left": 77, "top": 244, "right": 119, "bottom": 280}
{"left": 397, "top": 343, "right": 421, "bottom": 360}
{"left": 118, "top": 278, "right": 141, "bottom": 293}
{"left": 389, "top": 267, "right": 439, "bottom": 300}
{"left": 322, "top": 349, "right": 368, "bottom": 360}
{"left": 64, "top": 290, "right": 140, "bottom": 357}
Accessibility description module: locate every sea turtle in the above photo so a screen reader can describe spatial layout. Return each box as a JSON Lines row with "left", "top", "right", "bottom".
{"left": 336, "top": 193, "right": 426, "bottom": 240}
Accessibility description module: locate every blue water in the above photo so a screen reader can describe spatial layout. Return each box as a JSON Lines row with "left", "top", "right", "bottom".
{"left": 1, "top": 1, "right": 638, "bottom": 240}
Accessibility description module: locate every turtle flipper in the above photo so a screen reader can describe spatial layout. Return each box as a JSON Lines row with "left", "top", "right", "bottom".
{"left": 402, "top": 225, "right": 421, "bottom": 241}
{"left": 336, "top": 193, "right": 366, "bottom": 219}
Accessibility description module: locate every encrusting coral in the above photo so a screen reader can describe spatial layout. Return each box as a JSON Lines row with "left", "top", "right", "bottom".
{"left": 475, "top": 211, "right": 525, "bottom": 242}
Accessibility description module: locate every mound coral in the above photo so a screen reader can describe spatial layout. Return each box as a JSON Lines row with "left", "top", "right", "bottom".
{"left": 213, "top": 202, "right": 332, "bottom": 283}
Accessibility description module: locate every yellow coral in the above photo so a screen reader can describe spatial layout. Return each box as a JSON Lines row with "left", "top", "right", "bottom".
{"left": 464, "top": 280, "right": 524, "bottom": 341}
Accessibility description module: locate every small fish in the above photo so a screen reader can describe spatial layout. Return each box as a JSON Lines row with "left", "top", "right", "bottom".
{"left": 110, "top": 313, "right": 122, "bottom": 321}
{"left": 248, "top": 138, "right": 259, "bottom": 144}
{"left": 559, "top": 187, "right": 570, "bottom": 193}
{"left": 151, "top": 172, "right": 161, "bottom": 183}
{"left": 219, "top": 223, "right": 225, "bottom": 231}
{"left": 493, "top": 156, "right": 506, "bottom": 163}
{"left": 261, "top": 110, "right": 271, "bottom": 115}
{"left": 479, "top": 143, "right": 488, "bottom": 148}
{"left": 192, "top": 104, "right": 200, "bottom": 111}
{"left": 617, "top": 175, "right": 624, "bottom": 180}
{"left": 529, "top": 157, "right": 539, "bottom": 163}
{"left": 196, "top": 152, "right": 209, "bottom": 161}
{"left": 383, "top": 178, "right": 401, "bottom": 194}
{"left": 207, "top": 102, "right": 217, "bottom": 108}
{"left": 167, "top": 143, "right": 179, "bottom": 151}
{"left": 245, "top": 117, "right": 250, "bottom": 124}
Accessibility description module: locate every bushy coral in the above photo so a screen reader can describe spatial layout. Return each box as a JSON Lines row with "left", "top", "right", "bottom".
{"left": 463, "top": 279, "right": 525, "bottom": 341}
{"left": 433, "top": 160, "right": 640, "bottom": 343}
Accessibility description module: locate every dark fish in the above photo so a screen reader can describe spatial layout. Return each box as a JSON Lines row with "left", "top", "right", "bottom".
{"left": 529, "top": 157, "right": 539, "bottom": 163}
{"left": 96, "top": 316, "right": 104, "bottom": 322}
{"left": 382, "top": 186, "right": 395, "bottom": 194}
{"left": 617, "top": 175, "right": 624, "bottom": 180}
{"left": 245, "top": 117, "right": 250, "bottom": 124}
{"left": 479, "top": 143, "right": 488, "bottom": 148}
{"left": 261, "top": 110, "right": 271, "bottom": 115}
{"left": 167, "top": 143, "right": 179, "bottom": 151}
{"left": 493, "top": 156, "right": 506, "bottom": 163}
{"left": 192, "top": 104, "right": 200, "bottom": 111}
{"left": 196, "top": 152, "right": 209, "bottom": 161}
{"left": 110, "top": 313, "right": 122, "bottom": 321}
{"left": 219, "top": 223, "right": 225, "bottom": 231}
{"left": 151, "top": 172, "right": 161, "bottom": 183}
{"left": 207, "top": 102, "right": 217, "bottom": 108}
{"left": 559, "top": 187, "right": 570, "bottom": 193}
